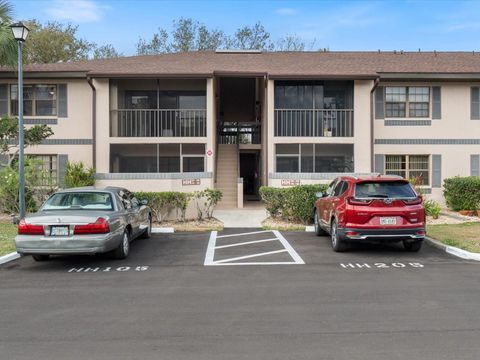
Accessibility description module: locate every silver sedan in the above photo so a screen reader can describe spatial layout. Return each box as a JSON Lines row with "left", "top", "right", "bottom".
{"left": 15, "top": 187, "right": 152, "bottom": 261}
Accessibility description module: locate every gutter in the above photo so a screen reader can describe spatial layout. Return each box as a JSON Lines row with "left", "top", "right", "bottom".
{"left": 87, "top": 77, "right": 96, "bottom": 169}
{"left": 369, "top": 77, "right": 380, "bottom": 172}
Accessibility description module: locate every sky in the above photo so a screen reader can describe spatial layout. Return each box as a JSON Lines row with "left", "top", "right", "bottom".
{"left": 9, "top": 0, "right": 480, "bottom": 55}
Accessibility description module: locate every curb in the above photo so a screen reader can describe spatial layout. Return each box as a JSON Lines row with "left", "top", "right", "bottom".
{"left": 0, "top": 252, "right": 21, "bottom": 265}
{"left": 425, "top": 236, "right": 480, "bottom": 261}
{"left": 305, "top": 226, "right": 315, "bottom": 232}
{"left": 152, "top": 227, "right": 175, "bottom": 234}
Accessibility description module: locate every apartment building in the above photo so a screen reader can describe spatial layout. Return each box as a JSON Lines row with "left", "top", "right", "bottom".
{"left": 1, "top": 51, "right": 479, "bottom": 207}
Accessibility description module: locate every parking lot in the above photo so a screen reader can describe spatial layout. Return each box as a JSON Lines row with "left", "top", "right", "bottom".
{"left": 2, "top": 230, "right": 480, "bottom": 360}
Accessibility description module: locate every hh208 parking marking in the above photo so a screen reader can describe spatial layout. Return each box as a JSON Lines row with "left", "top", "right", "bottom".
{"left": 204, "top": 230, "right": 305, "bottom": 266}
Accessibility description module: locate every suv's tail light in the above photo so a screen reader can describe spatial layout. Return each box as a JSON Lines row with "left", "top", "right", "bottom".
{"left": 18, "top": 219, "right": 44, "bottom": 235}
{"left": 74, "top": 217, "right": 110, "bottom": 235}
{"left": 347, "top": 197, "right": 373, "bottom": 206}
{"left": 402, "top": 197, "right": 423, "bottom": 205}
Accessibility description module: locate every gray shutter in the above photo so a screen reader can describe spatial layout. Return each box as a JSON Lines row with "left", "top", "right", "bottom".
{"left": 471, "top": 87, "right": 480, "bottom": 120}
{"left": 432, "top": 155, "right": 442, "bottom": 188}
{"left": 58, "top": 154, "right": 68, "bottom": 188}
{"left": 374, "top": 154, "right": 385, "bottom": 174}
{"left": 0, "top": 84, "right": 8, "bottom": 116}
{"left": 432, "top": 86, "right": 441, "bottom": 119}
{"left": 374, "top": 86, "right": 385, "bottom": 119}
{"left": 58, "top": 84, "right": 68, "bottom": 118}
{"left": 471, "top": 155, "right": 480, "bottom": 176}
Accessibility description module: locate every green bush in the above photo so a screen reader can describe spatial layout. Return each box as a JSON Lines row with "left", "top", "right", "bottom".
{"left": 259, "top": 184, "right": 328, "bottom": 224}
{"left": 64, "top": 161, "right": 95, "bottom": 188}
{"left": 443, "top": 176, "right": 480, "bottom": 211}
{"left": 134, "top": 189, "right": 221, "bottom": 223}
{"left": 424, "top": 199, "right": 441, "bottom": 219}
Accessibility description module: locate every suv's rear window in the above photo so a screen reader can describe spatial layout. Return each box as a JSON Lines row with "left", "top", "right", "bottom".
{"left": 42, "top": 192, "right": 114, "bottom": 211}
{"left": 355, "top": 181, "right": 416, "bottom": 198}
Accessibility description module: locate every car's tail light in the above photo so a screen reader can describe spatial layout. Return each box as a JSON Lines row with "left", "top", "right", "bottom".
{"left": 18, "top": 219, "right": 44, "bottom": 235}
{"left": 402, "top": 197, "right": 423, "bottom": 205}
{"left": 73, "top": 217, "right": 110, "bottom": 235}
{"left": 347, "top": 197, "right": 373, "bottom": 206}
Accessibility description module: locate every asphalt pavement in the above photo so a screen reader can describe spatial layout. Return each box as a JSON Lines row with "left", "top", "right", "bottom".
{"left": 1, "top": 229, "right": 480, "bottom": 360}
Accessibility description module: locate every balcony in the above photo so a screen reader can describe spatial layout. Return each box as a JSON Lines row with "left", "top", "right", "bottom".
{"left": 110, "top": 109, "right": 206, "bottom": 137}
{"left": 218, "top": 122, "right": 261, "bottom": 144}
{"left": 274, "top": 109, "right": 354, "bottom": 137}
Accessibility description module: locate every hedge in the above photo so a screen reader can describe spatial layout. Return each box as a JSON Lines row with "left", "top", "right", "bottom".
{"left": 259, "top": 184, "right": 328, "bottom": 224}
{"left": 443, "top": 176, "right": 480, "bottom": 211}
{"left": 134, "top": 189, "right": 222, "bottom": 222}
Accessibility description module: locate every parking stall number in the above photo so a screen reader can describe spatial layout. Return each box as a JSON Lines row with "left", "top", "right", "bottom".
{"left": 340, "top": 262, "right": 424, "bottom": 269}
{"left": 67, "top": 266, "right": 149, "bottom": 273}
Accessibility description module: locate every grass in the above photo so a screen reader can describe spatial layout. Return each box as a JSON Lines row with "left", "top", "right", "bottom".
{"left": 261, "top": 217, "right": 306, "bottom": 231}
{"left": 153, "top": 218, "right": 224, "bottom": 232}
{"left": 0, "top": 222, "right": 17, "bottom": 256}
{"left": 427, "top": 222, "right": 480, "bottom": 253}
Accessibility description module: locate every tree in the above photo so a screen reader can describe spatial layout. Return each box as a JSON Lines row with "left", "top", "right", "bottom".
{"left": 276, "top": 34, "right": 305, "bottom": 51}
{"left": 137, "top": 28, "right": 170, "bottom": 55}
{"left": 24, "top": 20, "right": 93, "bottom": 63}
{"left": 227, "top": 22, "right": 274, "bottom": 50}
{"left": 92, "top": 43, "right": 122, "bottom": 59}
{"left": 0, "top": 0, "right": 16, "bottom": 67}
{"left": 0, "top": 116, "right": 54, "bottom": 167}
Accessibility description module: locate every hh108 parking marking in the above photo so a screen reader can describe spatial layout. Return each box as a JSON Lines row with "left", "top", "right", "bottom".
{"left": 67, "top": 266, "right": 149, "bottom": 273}
{"left": 204, "top": 230, "right": 305, "bottom": 266}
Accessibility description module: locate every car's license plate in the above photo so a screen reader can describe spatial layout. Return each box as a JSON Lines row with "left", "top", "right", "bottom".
{"left": 50, "top": 226, "right": 69, "bottom": 236}
{"left": 380, "top": 217, "right": 397, "bottom": 225}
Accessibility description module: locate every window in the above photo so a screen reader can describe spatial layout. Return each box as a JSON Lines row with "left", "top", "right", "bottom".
{"left": 10, "top": 84, "right": 57, "bottom": 116}
{"left": 159, "top": 91, "right": 206, "bottom": 109}
{"left": 333, "top": 181, "right": 348, "bottom": 197}
{"left": 355, "top": 182, "right": 416, "bottom": 198}
{"left": 385, "top": 87, "right": 430, "bottom": 118}
{"left": 275, "top": 144, "right": 354, "bottom": 173}
{"left": 385, "top": 155, "right": 430, "bottom": 185}
{"left": 29, "top": 155, "right": 57, "bottom": 186}
{"left": 42, "top": 192, "right": 114, "bottom": 211}
{"left": 110, "top": 143, "right": 205, "bottom": 173}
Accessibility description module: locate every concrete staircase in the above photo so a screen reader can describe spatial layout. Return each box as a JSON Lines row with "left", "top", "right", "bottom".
{"left": 215, "top": 144, "right": 238, "bottom": 209}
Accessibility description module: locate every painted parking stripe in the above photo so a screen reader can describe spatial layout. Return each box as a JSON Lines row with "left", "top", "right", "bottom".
{"left": 204, "top": 230, "right": 305, "bottom": 266}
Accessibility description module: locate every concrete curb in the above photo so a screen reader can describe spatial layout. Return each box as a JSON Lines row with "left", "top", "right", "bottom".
{"left": 425, "top": 236, "right": 480, "bottom": 261}
{"left": 305, "top": 226, "right": 315, "bottom": 232}
{"left": 0, "top": 252, "right": 21, "bottom": 265}
{"left": 152, "top": 227, "right": 175, "bottom": 234}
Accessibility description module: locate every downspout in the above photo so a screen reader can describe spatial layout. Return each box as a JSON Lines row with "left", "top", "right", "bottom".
{"left": 87, "top": 77, "right": 96, "bottom": 169}
{"left": 369, "top": 77, "right": 380, "bottom": 172}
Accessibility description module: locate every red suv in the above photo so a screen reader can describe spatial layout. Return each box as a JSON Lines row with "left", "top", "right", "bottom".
{"left": 313, "top": 175, "right": 425, "bottom": 252}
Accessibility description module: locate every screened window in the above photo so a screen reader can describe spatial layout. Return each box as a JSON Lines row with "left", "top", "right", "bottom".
{"left": 11, "top": 84, "right": 57, "bottom": 116}
{"left": 385, "top": 87, "right": 430, "bottom": 118}
{"left": 110, "top": 143, "right": 205, "bottom": 173}
{"left": 29, "top": 155, "right": 57, "bottom": 186}
{"left": 385, "top": 155, "right": 430, "bottom": 185}
{"left": 158, "top": 91, "right": 206, "bottom": 109}
{"left": 275, "top": 144, "right": 354, "bottom": 173}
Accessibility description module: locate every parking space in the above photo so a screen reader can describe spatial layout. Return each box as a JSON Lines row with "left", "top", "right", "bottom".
{"left": 1, "top": 230, "right": 480, "bottom": 360}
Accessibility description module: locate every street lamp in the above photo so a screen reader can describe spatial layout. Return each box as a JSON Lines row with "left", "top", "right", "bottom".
{"left": 10, "top": 22, "right": 29, "bottom": 219}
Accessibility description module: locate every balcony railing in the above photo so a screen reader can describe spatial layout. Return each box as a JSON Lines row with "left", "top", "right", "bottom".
{"left": 218, "top": 122, "right": 261, "bottom": 144}
{"left": 274, "top": 109, "right": 354, "bottom": 137}
{"left": 111, "top": 109, "right": 206, "bottom": 137}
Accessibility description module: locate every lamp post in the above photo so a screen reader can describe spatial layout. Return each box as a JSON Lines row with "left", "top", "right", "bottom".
{"left": 10, "top": 22, "right": 29, "bottom": 219}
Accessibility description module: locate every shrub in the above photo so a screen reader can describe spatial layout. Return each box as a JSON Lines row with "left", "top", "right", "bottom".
{"left": 64, "top": 161, "right": 95, "bottom": 188}
{"left": 424, "top": 200, "right": 441, "bottom": 219}
{"left": 443, "top": 176, "right": 480, "bottom": 211}
{"left": 259, "top": 184, "right": 328, "bottom": 224}
{"left": 134, "top": 189, "right": 221, "bottom": 222}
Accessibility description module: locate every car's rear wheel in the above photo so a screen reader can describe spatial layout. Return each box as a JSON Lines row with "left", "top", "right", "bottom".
{"left": 32, "top": 254, "right": 50, "bottom": 262}
{"left": 403, "top": 239, "right": 423, "bottom": 252}
{"left": 112, "top": 230, "right": 130, "bottom": 259}
{"left": 140, "top": 216, "right": 152, "bottom": 239}
{"left": 314, "top": 211, "right": 327, "bottom": 236}
{"left": 331, "top": 220, "right": 348, "bottom": 252}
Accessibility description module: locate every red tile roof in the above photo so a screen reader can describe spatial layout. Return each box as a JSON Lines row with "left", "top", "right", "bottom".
{"left": 4, "top": 51, "right": 480, "bottom": 78}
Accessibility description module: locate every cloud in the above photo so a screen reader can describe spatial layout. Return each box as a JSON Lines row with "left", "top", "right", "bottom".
{"left": 45, "top": 0, "right": 109, "bottom": 23}
{"left": 275, "top": 7, "right": 298, "bottom": 16}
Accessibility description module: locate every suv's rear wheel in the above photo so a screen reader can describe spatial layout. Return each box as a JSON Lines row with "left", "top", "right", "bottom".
{"left": 403, "top": 239, "right": 423, "bottom": 252}
{"left": 331, "top": 220, "right": 348, "bottom": 252}
{"left": 314, "top": 211, "right": 327, "bottom": 236}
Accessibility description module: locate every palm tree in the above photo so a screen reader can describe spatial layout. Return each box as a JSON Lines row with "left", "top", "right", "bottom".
{"left": 0, "top": 0, "right": 17, "bottom": 67}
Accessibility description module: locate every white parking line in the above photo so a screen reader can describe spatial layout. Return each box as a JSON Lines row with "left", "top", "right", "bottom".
{"left": 204, "top": 230, "right": 305, "bottom": 266}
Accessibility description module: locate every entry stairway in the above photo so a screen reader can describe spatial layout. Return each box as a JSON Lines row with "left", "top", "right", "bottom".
{"left": 215, "top": 144, "right": 238, "bottom": 209}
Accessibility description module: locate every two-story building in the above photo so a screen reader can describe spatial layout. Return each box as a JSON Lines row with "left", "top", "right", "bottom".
{"left": 1, "top": 51, "right": 480, "bottom": 207}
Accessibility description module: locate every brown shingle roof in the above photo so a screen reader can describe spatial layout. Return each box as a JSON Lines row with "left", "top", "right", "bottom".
{"left": 5, "top": 51, "right": 480, "bottom": 77}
